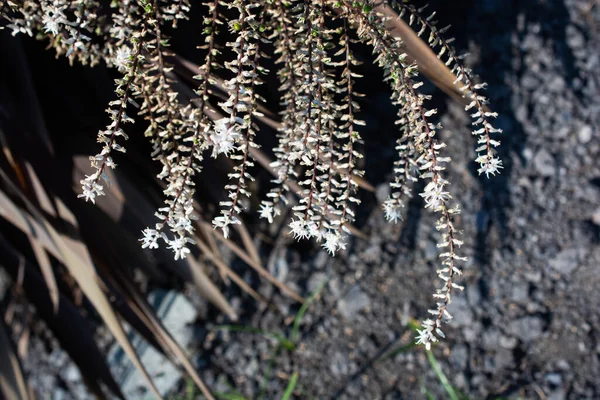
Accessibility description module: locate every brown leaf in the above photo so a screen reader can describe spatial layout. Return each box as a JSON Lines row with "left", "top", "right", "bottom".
{"left": 0, "top": 177, "right": 162, "bottom": 399}
{"left": 0, "top": 319, "right": 30, "bottom": 400}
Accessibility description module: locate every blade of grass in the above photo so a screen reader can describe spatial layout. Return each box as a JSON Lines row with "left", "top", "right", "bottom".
{"left": 27, "top": 234, "right": 59, "bottom": 314}
{"left": 426, "top": 351, "right": 460, "bottom": 400}
{"left": 214, "top": 392, "right": 248, "bottom": 400}
{"left": 281, "top": 372, "right": 299, "bottom": 400}
{"left": 382, "top": 342, "right": 419, "bottom": 361}
{"left": 424, "top": 388, "right": 436, "bottom": 400}
{"left": 291, "top": 279, "right": 327, "bottom": 342}
{"left": 213, "top": 325, "right": 296, "bottom": 351}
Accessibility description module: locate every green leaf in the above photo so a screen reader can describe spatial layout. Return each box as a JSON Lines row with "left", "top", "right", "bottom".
{"left": 291, "top": 279, "right": 327, "bottom": 343}
{"left": 214, "top": 325, "right": 296, "bottom": 351}
{"left": 426, "top": 351, "right": 460, "bottom": 400}
{"left": 281, "top": 372, "right": 299, "bottom": 400}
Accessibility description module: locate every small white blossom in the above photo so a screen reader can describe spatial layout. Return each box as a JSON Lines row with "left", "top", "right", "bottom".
{"left": 105, "top": 157, "right": 117, "bottom": 169}
{"left": 210, "top": 118, "right": 240, "bottom": 157}
{"left": 415, "top": 319, "right": 439, "bottom": 351}
{"left": 114, "top": 46, "right": 132, "bottom": 72}
{"left": 140, "top": 228, "right": 160, "bottom": 249}
{"left": 42, "top": 7, "right": 64, "bottom": 36}
{"left": 259, "top": 203, "right": 274, "bottom": 223}
{"left": 322, "top": 231, "right": 346, "bottom": 256}
{"left": 289, "top": 218, "right": 315, "bottom": 240}
{"left": 420, "top": 181, "right": 450, "bottom": 210}
{"left": 78, "top": 176, "right": 104, "bottom": 204}
{"left": 476, "top": 156, "right": 503, "bottom": 178}
{"left": 172, "top": 216, "right": 194, "bottom": 235}
{"left": 167, "top": 237, "right": 191, "bottom": 260}
{"left": 212, "top": 214, "right": 240, "bottom": 239}
{"left": 383, "top": 199, "right": 403, "bottom": 223}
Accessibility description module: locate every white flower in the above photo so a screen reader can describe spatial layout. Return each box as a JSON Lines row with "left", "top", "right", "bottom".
{"left": 259, "top": 203, "right": 274, "bottom": 223}
{"left": 322, "top": 231, "right": 346, "bottom": 255}
{"left": 167, "top": 237, "right": 190, "bottom": 260}
{"left": 78, "top": 176, "right": 104, "bottom": 204}
{"left": 140, "top": 228, "right": 160, "bottom": 249}
{"left": 42, "top": 7, "right": 64, "bottom": 36}
{"left": 415, "top": 326, "right": 437, "bottom": 351}
{"left": 383, "top": 199, "right": 403, "bottom": 223}
{"left": 210, "top": 118, "right": 240, "bottom": 157}
{"left": 420, "top": 181, "right": 450, "bottom": 210}
{"left": 476, "top": 155, "right": 503, "bottom": 178}
{"left": 212, "top": 214, "right": 240, "bottom": 239}
{"left": 114, "top": 46, "right": 132, "bottom": 72}
{"left": 105, "top": 157, "right": 116, "bottom": 169}
{"left": 172, "top": 216, "right": 194, "bottom": 235}
{"left": 289, "top": 219, "right": 313, "bottom": 240}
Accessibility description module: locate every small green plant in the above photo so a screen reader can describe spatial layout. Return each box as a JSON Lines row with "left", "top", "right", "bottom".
{"left": 214, "top": 279, "right": 327, "bottom": 399}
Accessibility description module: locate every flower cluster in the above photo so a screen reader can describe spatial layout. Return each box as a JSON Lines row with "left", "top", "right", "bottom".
{"left": 211, "top": 1, "right": 265, "bottom": 239}
{"left": 396, "top": 2, "right": 503, "bottom": 177}
{"left": 78, "top": 3, "right": 150, "bottom": 204}
{"left": 1, "top": 0, "right": 503, "bottom": 348}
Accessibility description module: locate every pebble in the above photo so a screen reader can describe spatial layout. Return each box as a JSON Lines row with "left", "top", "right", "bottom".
{"left": 546, "top": 373, "right": 563, "bottom": 387}
{"left": 337, "top": 286, "right": 371, "bottom": 319}
{"left": 578, "top": 125, "right": 592, "bottom": 144}
{"left": 329, "top": 351, "right": 349, "bottom": 376}
{"left": 508, "top": 316, "right": 544, "bottom": 343}
{"left": 534, "top": 149, "right": 555, "bottom": 177}
{"left": 549, "top": 248, "right": 588, "bottom": 274}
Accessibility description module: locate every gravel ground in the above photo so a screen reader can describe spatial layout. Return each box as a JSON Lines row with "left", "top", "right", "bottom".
{"left": 192, "top": 0, "right": 600, "bottom": 399}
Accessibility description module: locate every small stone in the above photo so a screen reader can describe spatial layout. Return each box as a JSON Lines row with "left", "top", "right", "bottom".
{"left": 314, "top": 251, "right": 328, "bottom": 269}
{"left": 549, "top": 248, "right": 588, "bottom": 274}
{"left": 483, "top": 329, "right": 501, "bottom": 350}
{"left": 450, "top": 345, "right": 468, "bottom": 369}
{"left": 270, "top": 257, "right": 288, "bottom": 282}
{"left": 556, "top": 359, "right": 570, "bottom": 371}
{"left": 508, "top": 316, "right": 543, "bottom": 343}
{"left": 337, "top": 286, "right": 370, "bottom": 319}
{"left": 548, "top": 390, "right": 566, "bottom": 400}
{"left": 566, "top": 25, "right": 585, "bottom": 49}
{"left": 499, "top": 335, "right": 518, "bottom": 349}
{"left": 463, "top": 322, "right": 481, "bottom": 342}
{"left": 545, "top": 373, "right": 563, "bottom": 387}
{"left": 511, "top": 282, "right": 529, "bottom": 302}
{"left": 424, "top": 240, "right": 438, "bottom": 260}
{"left": 578, "top": 125, "right": 592, "bottom": 144}
{"left": 495, "top": 349, "right": 514, "bottom": 370}
{"left": 525, "top": 271, "right": 542, "bottom": 283}
{"left": 330, "top": 351, "right": 349, "bottom": 376}
{"left": 534, "top": 149, "right": 555, "bottom": 177}
{"left": 547, "top": 76, "right": 565, "bottom": 92}
{"left": 243, "top": 358, "right": 259, "bottom": 377}
{"left": 447, "top": 296, "right": 474, "bottom": 327}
